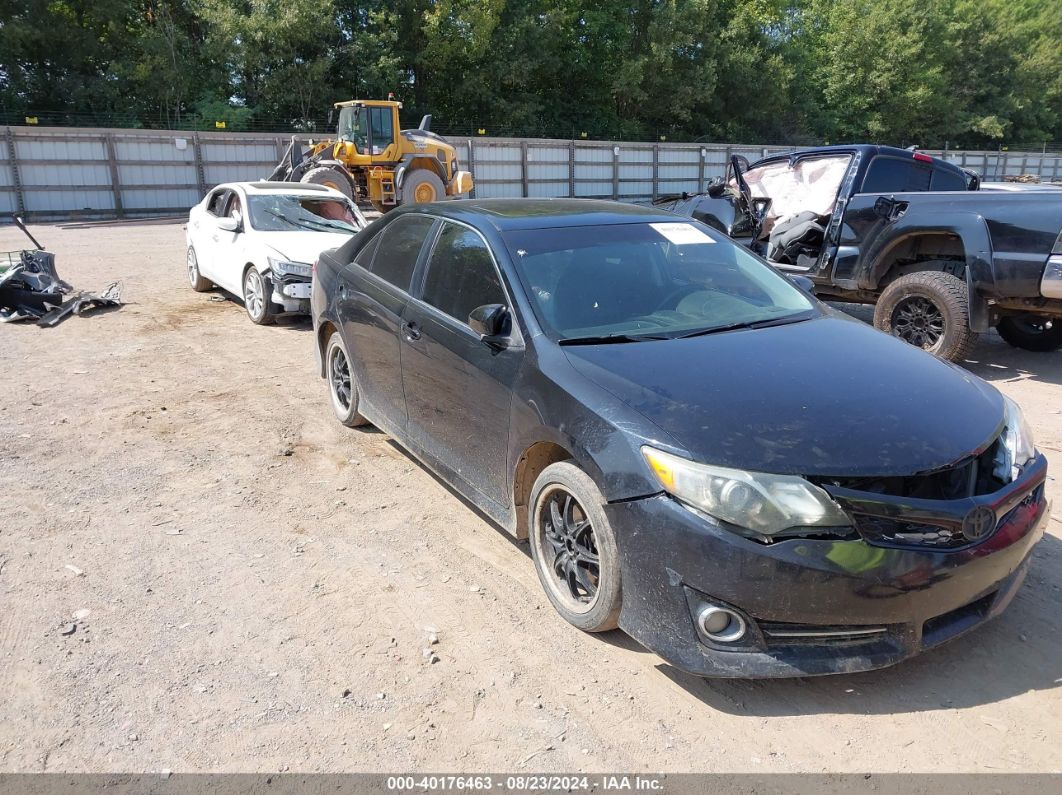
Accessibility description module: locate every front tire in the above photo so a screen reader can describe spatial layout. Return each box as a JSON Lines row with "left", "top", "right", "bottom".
{"left": 187, "top": 246, "right": 212, "bottom": 292}
{"left": 399, "top": 169, "right": 445, "bottom": 205}
{"left": 996, "top": 315, "right": 1062, "bottom": 352}
{"left": 874, "top": 271, "right": 978, "bottom": 361}
{"left": 325, "top": 332, "right": 369, "bottom": 427}
{"left": 528, "top": 462, "right": 621, "bottom": 633}
{"left": 243, "top": 267, "right": 276, "bottom": 326}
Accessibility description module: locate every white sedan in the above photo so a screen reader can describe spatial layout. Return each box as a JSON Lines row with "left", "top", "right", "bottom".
{"left": 186, "top": 181, "right": 367, "bottom": 324}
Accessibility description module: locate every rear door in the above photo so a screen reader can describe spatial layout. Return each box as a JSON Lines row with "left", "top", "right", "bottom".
{"left": 336, "top": 213, "right": 436, "bottom": 434}
{"left": 400, "top": 220, "right": 523, "bottom": 510}
{"left": 193, "top": 188, "right": 230, "bottom": 281}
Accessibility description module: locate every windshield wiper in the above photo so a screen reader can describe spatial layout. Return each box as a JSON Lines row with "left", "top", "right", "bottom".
{"left": 673, "top": 311, "right": 814, "bottom": 339}
{"left": 558, "top": 332, "right": 669, "bottom": 346}
{"left": 263, "top": 210, "right": 352, "bottom": 233}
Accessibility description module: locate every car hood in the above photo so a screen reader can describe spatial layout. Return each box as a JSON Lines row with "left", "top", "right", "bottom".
{"left": 260, "top": 230, "right": 354, "bottom": 263}
{"left": 562, "top": 315, "right": 1004, "bottom": 477}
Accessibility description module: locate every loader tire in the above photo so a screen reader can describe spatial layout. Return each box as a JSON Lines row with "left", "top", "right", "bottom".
{"left": 874, "top": 271, "right": 978, "bottom": 362}
{"left": 400, "top": 169, "right": 445, "bottom": 205}
{"left": 302, "top": 166, "right": 354, "bottom": 200}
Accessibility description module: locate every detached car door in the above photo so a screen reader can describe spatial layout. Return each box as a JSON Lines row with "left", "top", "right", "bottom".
{"left": 336, "top": 213, "right": 435, "bottom": 434}
{"left": 400, "top": 220, "right": 523, "bottom": 511}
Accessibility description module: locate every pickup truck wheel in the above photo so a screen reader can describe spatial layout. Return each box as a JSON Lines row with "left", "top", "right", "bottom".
{"left": 528, "top": 462, "right": 621, "bottom": 633}
{"left": 325, "top": 332, "right": 369, "bottom": 428}
{"left": 874, "top": 271, "right": 978, "bottom": 361}
{"left": 996, "top": 315, "right": 1062, "bottom": 352}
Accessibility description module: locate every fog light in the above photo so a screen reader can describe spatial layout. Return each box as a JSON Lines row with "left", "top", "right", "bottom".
{"left": 696, "top": 605, "right": 747, "bottom": 643}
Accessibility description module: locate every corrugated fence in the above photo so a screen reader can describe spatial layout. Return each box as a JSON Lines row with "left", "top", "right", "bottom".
{"left": 3, "top": 125, "right": 1061, "bottom": 221}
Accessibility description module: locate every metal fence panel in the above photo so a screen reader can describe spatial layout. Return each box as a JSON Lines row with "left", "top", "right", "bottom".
{"left": 2, "top": 125, "right": 1062, "bottom": 220}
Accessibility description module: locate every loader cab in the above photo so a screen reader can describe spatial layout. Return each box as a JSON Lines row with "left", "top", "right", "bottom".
{"left": 335, "top": 101, "right": 399, "bottom": 160}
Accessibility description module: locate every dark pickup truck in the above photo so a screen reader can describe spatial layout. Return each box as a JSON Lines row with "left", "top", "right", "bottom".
{"left": 665, "top": 145, "right": 1062, "bottom": 361}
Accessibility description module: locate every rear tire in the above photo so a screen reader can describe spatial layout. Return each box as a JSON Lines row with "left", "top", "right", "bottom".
{"left": 996, "top": 315, "right": 1062, "bottom": 352}
{"left": 187, "top": 246, "right": 212, "bottom": 292}
{"left": 874, "top": 271, "right": 978, "bottom": 361}
{"left": 399, "top": 169, "right": 445, "bottom": 205}
{"left": 325, "top": 332, "right": 369, "bottom": 427}
{"left": 528, "top": 462, "right": 621, "bottom": 633}
{"left": 302, "top": 165, "right": 355, "bottom": 200}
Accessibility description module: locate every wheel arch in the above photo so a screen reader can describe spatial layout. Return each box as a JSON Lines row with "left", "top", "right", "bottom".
{"left": 862, "top": 215, "right": 994, "bottom": 293}
{"left": 316, "top": 319, "right": 338, "bottom": 378}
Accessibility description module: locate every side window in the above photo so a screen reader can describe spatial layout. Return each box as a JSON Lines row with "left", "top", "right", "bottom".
{"left": 931, "top": 168, "right": 967, "bottom": 191}
{"left": 369, "top": 215, "right": 434, "bottom": 291}
{"left": 860, "top": 157, "right": 932, "bottom": 193}
{"left": 421, "top": 222, "right": 506, "bottom": 324}
{"left": 207, "top": 190, "right": 228, "bottom": 216}
{"left": 352, "top": 228, "right": 383, "bottom": 269}
{"left": 225, "top": 192, "right": 243, "bottom": 218}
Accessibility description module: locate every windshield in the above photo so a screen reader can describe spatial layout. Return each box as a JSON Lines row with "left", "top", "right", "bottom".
{"left": 247, "top": 194, "right": 366, "bottom": 234}
{"left": 504, "top": 221, "right": 815, "bottom": 342}
{"left": 337, "top": 106, "right": 367, "bottom": 152}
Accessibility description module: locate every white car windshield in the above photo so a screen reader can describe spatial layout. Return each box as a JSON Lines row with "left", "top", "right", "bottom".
{"left": 248, "top": 194, "right": 364, "bottom": 234}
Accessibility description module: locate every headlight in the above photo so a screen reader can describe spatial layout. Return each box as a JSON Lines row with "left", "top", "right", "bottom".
{"left": 641, "top": 446, "right": 852, "bottom": 538}
{"left": 268, "top": 257, "right": 312, "bottom": 278}
{"left": 995, "top": 396, "right": 1037, "bottom": 482}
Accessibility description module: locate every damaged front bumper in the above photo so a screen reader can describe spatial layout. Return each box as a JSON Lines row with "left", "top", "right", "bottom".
{"left": 607, "top": 455, "right": 1049, "bottom": 678}
{"left": 270, "top": 271, "right": 312, "bottom": 314}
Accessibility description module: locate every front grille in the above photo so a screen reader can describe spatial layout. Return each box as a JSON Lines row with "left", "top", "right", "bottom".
{"left": 853, "top": 514, "right": 969, "bottom": 549}
{"left": 812, "top": 436, "right": 1006, "bottom": 502}
{"left": 759, "top": 621, "right": 893, "bottom": 648}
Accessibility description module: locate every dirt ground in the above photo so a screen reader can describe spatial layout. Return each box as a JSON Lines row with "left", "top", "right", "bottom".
{"left": 1, "top": 221, "right": 1060, "bottom": 775}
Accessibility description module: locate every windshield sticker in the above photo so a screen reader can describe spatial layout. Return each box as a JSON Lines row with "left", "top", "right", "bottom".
{"left": 649, "top": 222, "right": 715, "bottom": 245}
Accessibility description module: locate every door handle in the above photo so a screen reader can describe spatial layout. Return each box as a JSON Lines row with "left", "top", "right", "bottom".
{"left": 404, "top": 321, "right": 422, "bottom": 341}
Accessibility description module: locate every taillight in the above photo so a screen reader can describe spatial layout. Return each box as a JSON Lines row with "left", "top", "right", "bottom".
{"left": 913, "top": 151, "right": 933, "bottom": 162}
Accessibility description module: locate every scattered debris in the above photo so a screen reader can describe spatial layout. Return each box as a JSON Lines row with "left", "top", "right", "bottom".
{"left": 0, "top": 215, "right": 123, "bottom": 326}
{"left": 72, "top": 609, "right": 91, "bottom": 621}
{"left": 422, "top": 648, "right": 440, "bottom": 664}
{"left": 64, "top": 564, "right": 85, "bottom": 577}
{"left": 60, "top": 623, "right": 77, "bottom": 636}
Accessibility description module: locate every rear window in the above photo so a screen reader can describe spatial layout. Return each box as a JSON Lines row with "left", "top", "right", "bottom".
{"left": 860, "top": 157, "right": 932, "bottom": 193}
{"left": 930, "top": 169, "right": 968, "bottom": 191}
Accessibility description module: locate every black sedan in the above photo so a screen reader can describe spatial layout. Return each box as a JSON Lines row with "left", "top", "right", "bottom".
{"left": 310, "top": 199, "right": 1050, "bottom": 678}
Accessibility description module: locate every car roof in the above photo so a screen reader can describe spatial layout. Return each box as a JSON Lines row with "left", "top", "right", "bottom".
{"left": 215, "top": 181, "right": 345, "bottom": 197}
{"left": 754, "top": 144, "right": 966, "bottom": 175}
{"left": 400, "top": 198, "right": 682, "bottom": 232}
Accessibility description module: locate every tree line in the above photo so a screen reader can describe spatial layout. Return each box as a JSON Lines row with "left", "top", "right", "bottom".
{"left": 1, "top": 0, "right": 1059, "bottom": 147}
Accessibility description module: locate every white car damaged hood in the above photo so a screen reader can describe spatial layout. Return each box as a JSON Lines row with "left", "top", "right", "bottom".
{"left": 260, "top": 230, "right": 354, "bottom": 265}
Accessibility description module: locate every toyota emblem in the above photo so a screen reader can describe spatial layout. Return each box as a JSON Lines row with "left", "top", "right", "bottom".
{"left": 962, "top": 506, "right": 996, "bottom": 542}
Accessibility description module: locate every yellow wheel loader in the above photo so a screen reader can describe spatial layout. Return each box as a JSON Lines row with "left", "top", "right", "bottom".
{"left": 267, "top": 99, "right": 473, "bottom": 212}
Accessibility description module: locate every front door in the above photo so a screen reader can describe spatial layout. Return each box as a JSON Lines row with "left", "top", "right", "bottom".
{"left": 400, "top": 220, "right": 523, "bottom": 510}
{"left": 337, "top": 214, "right": 435, "bottom": 433}
{"left": 210, "top": 191, "right": 247, "bottom": 294}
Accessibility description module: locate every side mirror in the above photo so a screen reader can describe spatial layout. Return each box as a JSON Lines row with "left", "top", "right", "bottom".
{"left": 217, "top": 215, "right": 240, "bottom": 233}
{"left": 468, "top": 303, "right": 510, "bottom": 346}
{"left": 789, "top": 275, "right": 816, "bottom": 294}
